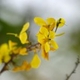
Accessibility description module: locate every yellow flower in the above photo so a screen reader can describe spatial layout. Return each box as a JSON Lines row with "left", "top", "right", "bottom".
{"left": 7, "top": 22, "right": 29, "bottom": 44}
{"left": 0, "top": 40, "right": 17, "bottom": 64}
{"left": 34, "top": 17, "right": 56, "bottom": 31}
{"left": 37, "top": 27, "right": 58, "bottom": 60}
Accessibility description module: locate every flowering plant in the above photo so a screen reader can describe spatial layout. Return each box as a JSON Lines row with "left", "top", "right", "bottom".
{"left": 0, "top": 17, "right": 65, "bottom": 73}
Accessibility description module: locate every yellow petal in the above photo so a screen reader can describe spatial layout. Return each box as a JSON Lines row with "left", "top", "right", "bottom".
{"left": 39, "top": 27, "right": 48, "bottom": 37}
{"left": 13, "top": 61, "right": 31, "bottom": 72}
{"left": 20, "top": 22, "right": 29, "bottom": 34}
{"left": 13, "top": 67, "right": 21, "bottom": 72}
{"left": 46, "top": 18, "right": 56, "bottom": 24}
{"left": 0, "top": 55, "right": 3, "bottom": 64}
{"left": 0, "top": 44, "right": 9, "bottom": 55}
{"left": 42, "top": 52, "right": 49, "bottom": 60}
{"left": 56, "top": 18, "right": 65, "bottom": 27}
{"left": 4, "top": 55, "right": 11, "bottom": 63}
{"left": 50, "top": 47, "right": 55, "bottom": 51}
{"left": 37, "top": 33, "right": 45, "bottom": 44}
{"left": 49, "top": 31, "right": 55, "bottom": 39}
{"left": 44, "top": 42, "right": 50, "bottom": 53}
{"left": 0, "top": 44, "right": 10, "bottom": 63}
{"left": 41, "top": 50, "right": 49, "bottom": 60}
{"left": 34, "top": 17, "right": 46, "bottom": 26}
{"left": 12, "top": 47, "right": 21, "bottom": 54}
{"left": 46, "top": 18, "right": 56, "bottom": 30}
{"left": 20, "top": 61, "right": 28, "bottom": 70}
{"left": 50, "top": 40, "right": 58, "bottom": 49}
{"left": 19, "top": 48, "right": 28, "bottom": 55}
{"left": 8, "top": 40, "right": 17, "bottom": 51}
{"left": 23, "top": 61, "right": 31, "bottom": 71}
{"left": 25, "top": 64, "right": 31, "bottom": 71}
{"left": 41, "top": 45, "right": 49, "bottom": 60}
{"left": 19, "top": 32, "right": 28, "bottom": 44}
{"left": 31, "top": 54, "right": 41, "bottom": 68}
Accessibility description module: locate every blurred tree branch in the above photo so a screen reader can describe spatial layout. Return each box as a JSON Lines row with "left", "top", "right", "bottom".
{"left": 65, "top": 56, "right": 80, "bottom": 80}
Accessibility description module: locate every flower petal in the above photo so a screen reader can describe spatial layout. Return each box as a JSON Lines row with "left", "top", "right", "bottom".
{"left": 50, "top": 40, "right": 58, "bottom": 49}
{"left": 34, "top": 17, "right": 46, "bottom": 26}
{"left": 4, "top": 55, "right": 11, "bottom": 63}
{"left": 49, "top": 31, "right": 55, "bottom": 39}
{"left": 39, "top": 27, "right": 48, "bottom": 37}
{"left": 13, "top": 61, "right": 31, "bottom": 72}
{"left": 19, "top": 32, "right": 29, "bottom": 44}
{"left": 37, "top": 33, "right": 45, "bottom": 44}
{"left": 0, "top": 44, "right": 11, "bottom": 63}
{"left": 13, "top": 67, "right": 21, "bottom": 72}
{"left": 8, "top": 40, "right": 17, "bottom": 51}
{"left": 19, "top": 48, "right": 28, "bottom": 55}
{"left": 31, "top": 54, "right": 41, "bottom": 68}
{"left": 44, "top": 42, "right": 50, "bottom": 53}
{"left": 21, "top": 61, "right": 31, "bottom": 71}
{"left": 0, "top": 44, "right": 9, "bottom": 55}
{"left": 41, "top": 45, "right": 49, "bottom": 60}
{"left": 20, "top": 22, "right": 29, "bottom": 34}
{"left": 46, "top": 18, "right": 56, "bottom": 25}
{"left": 46, "top": 18, "right": 56, "bottom": 30}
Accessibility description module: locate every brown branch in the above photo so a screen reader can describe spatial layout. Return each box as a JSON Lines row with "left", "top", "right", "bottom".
{"left": 0, "top": 62, "right": 9, "bottom": 74}
{"left": 65, "top": 56, "right": 80, "bottom": 80}
{"left": 0, "top": 54, "right": 15, "bottom": 75}
{"left": 27, "top": 43, "right": 41, "bottom": 51}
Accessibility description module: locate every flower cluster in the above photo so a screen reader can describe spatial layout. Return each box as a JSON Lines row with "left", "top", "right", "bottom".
{"left": 34, "top": 17, "right": 65, "bottom": 60}
{"left": 0, "top": 17, "right": 65, "bottom": 73}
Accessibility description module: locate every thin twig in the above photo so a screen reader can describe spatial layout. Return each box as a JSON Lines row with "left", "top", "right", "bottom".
{"left": 27, "top": 43, "right": 41, "bottom": 51}
{"left": 0, "top": 63, "right": 9, "bottom": 74}
{"left": 65, "top": 56, "right": 80, "bottom": 80}
{"left": 0, "top": 54, "right": 14, "bottom": 74}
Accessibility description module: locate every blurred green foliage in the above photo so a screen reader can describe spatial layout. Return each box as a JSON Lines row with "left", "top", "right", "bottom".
{"left": 0, "top": 19, "right": 23, "bottom": 44}
{"left": 70, "top": 28, "right": 80, "bottom": 54}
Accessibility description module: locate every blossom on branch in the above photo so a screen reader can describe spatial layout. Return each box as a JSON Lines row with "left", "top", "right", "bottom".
{"left": 0, "top": 17, "right": 65, "bottom": 73}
